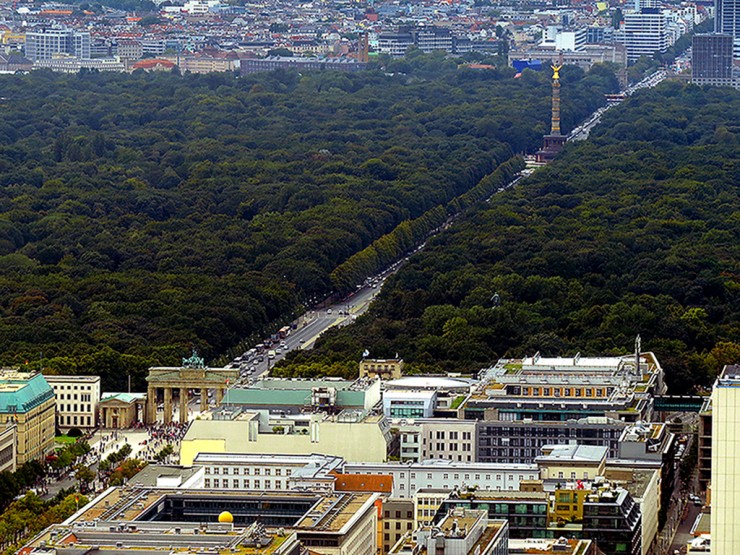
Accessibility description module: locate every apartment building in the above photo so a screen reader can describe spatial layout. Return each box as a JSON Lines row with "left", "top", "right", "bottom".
{"left": 46, "top": 375, "right": 101, "bottom": 431}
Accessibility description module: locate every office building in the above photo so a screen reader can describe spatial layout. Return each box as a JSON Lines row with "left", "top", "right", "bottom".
{"left": 344, "top": 459, "right": 539, "bottom": 498}
{"left": 192, "top": 452, "right": 344, "bottom": 492}
{"left": 21, "top": 487, "right": 379, "bottom": 555}
{"left": 0, "top": 369, "right": 55, "bottom": 465}
{"left": 24, "top": 28, "right": 90, "bottom": 61}
{"left": 477, "top": 417, "right": 628, "bottom": 464}
{"left": 621, "top": 10, "right": 672, "bottom": 62}
{"left": 389, "top": 508, "right": 509, "bottom": 555}
{"left": 692, "top": 33, "right": 736, "bottom": 86}
{"left": 710, "top": 365, "right": 740, "bottom": 555}
{"left": 438, "top": 479, "right": 642, "bottom": 554}
{"left": 715, "top": 0, "right": 740, "bottom": 57}
{"left": 464, "top": 352, "right": 665, "bottom": 423}
{"left": 45, "top": 375, "right": 100, "bottom": 431}
{"left": 180, "top": 407, "right": 392, "bottom": 465}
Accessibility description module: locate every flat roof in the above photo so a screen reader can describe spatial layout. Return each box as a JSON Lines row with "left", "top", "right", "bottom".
{"left": 538, "top": 444, "right": 608, "bottom": 462}
{"left": 45, "top": 375, "right": 101, "bottom": 382}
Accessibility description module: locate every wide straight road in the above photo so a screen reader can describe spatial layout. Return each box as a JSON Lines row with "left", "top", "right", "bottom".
{"left": 229, "top": 265, "right": 402, "bottom": 385}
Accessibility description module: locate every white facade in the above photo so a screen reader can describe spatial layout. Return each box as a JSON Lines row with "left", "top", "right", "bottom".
{"left": 344, "top": 459, "right": 538, "bottom": 498}
{"left": 383, "top": 390, "right": 436, "bottom": 419}
{"left": 621, "top": 11, "right": 672, "bottom": 62}
{"left": 193, "top": 452, "right": 343, "bottom": 492}
{"left": 25, "top": 29, "right": 90, "bottom": 61}
{"left": 711, "top": 366, "right": 740, "bottom": 555}
{"left": 46, "top": 375, "right": 100, "bottom": 430}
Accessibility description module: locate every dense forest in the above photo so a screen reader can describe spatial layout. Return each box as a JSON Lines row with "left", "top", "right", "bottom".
{"left": 276, "top": 82, "right": 740, "bottom": 394}
{"left": 0, "top": 57, "right": 618, "bottom": 389}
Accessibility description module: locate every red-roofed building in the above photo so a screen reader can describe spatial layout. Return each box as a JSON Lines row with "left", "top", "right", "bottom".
{"left": 332, "top": 472, "right": 393, "bottom": 494}
{"left": 130, "top": 58, "right": 176, "bottom": 71}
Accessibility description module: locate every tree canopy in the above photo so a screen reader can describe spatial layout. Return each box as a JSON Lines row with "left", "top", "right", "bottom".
{"left": 276, "top": 82, "right": 740, "bottom": 394}
{"left": 0, "top": 59, "right": 617, "bottom": 389}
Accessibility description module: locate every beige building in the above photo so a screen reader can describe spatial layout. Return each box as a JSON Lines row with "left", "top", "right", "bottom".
{"left": 0, "top": 423, "right": 17, "bottom": 473}
{"left": 711, "top": 364, "right": 740, "bottom": 555}
{"left": 180, "top": 408, "right": 392, "bottom": 466}
{"left": 413, "top": 488, "right": 452, "bottom": 527}
{"left": 0, "top": 369, "right": 55, "bottom": 465}
{"left": 360, "top": 358, "right": 404, "bottom": 380}
{"left": 99, "top": 392, "right": 147, "bottom": 428}
{"left": 46, "top": 375, "right": 100, "bottom": 431}
{"left": 536, "top": 444, "right": 607, "bottom": 482}
{"left": 380, "top": 498, "right": 414, "bottom": 553}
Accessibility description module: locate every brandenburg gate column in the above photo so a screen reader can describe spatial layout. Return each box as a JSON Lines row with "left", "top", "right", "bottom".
{"left": 215, "top": 388, "right": 224, "bottom": 405}
{"left": 147, "top": 386, "right": 157, "bottom": 424}
{"left": 200, "top": 388, "right": 208, "bottom": 412}
{"left": 163, "top": 387, "right": 173, "bottom": 424}
{"left": 179, "top": 388, "right": 189, "bottom": 424}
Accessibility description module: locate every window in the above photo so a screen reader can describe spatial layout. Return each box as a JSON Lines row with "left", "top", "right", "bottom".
{"left": 443, "top": 474, "right": 448, "bottom": 479}
{"left": 213, "top": 479, "right": 219, "bottom": 487}
{"left": 233, "top": 479, "right": 239, "bottom": 488}
{"left": 395, "top": 511, "right": 401, "bottom": 518}
{"left": 205, "top": 479, "right": 210, "bottom": 487}
{"left": 254, "top": 480, "right": 260, "bottom": 488}
{"left": 276, "top": 469, "right": 282, "bottom": 476}
{"left": 384, "top": 522, "right": 389, "bottom": 530}
{"left": 214, "top": 468, "right": 219, "bottom": 475}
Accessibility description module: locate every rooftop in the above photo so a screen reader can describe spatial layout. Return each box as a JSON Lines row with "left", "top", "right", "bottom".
{"left": 0, "top": 370, "right": 54, "bottom": 414}
{"left": 537, "top": 444, "right": 608, "bottom": 463}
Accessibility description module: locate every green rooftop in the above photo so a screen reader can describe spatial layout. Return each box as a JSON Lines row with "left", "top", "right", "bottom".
{"left": 0, "top": 371, "right": 54, "bottom": 414}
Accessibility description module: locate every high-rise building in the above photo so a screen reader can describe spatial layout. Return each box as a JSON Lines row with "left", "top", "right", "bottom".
{"left": 715, "top": 0, "right": 740, "bottom": 57}
{"left": 692, "top": 33, "right": 735, "bottom": 86}
{"left": 24, "top": 29, "right": 90, "bottom": 61}
{"left": 621, "top": 10, "right": 672, "bottom": 62}
{"left": 710, "top": 365, "right": 740, "bottom": 555}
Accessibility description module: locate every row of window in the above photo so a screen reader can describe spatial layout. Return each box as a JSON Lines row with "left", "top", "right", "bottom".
{"left": 52, "top": 384, "right": 95, "bottom": 391}
{"left": 204, "top": 478, "right": 284, "bottom": 489}
{"left": 204, "top": 466, "right": 286, "bottom": 476}
{"left": 432, "top": 431, "right": 473, "bottom": 440}
{"left": 60, "top": 403, "right": 93, "bottom": 414}
{"left": 430, "top": 442, "right": 472, "bottom": 452}
{"left": 62, "top": 415, "right": 93, "bottom": 426}
{"left": 57, "top": 393, "right": 93, "bottom": 402}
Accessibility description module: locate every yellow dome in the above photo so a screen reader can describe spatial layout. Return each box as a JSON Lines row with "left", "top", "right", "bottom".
{"left": 218, "top": 511, "right": 234, "bottom": 523}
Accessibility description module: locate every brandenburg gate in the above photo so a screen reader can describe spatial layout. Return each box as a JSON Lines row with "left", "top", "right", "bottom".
{"left": 145, "top": 351, "right": 239, "bottom": 425}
